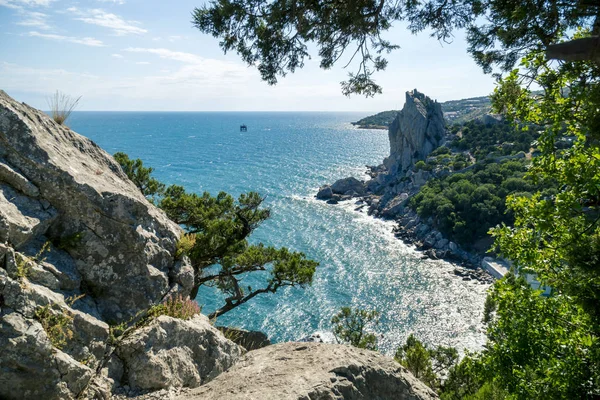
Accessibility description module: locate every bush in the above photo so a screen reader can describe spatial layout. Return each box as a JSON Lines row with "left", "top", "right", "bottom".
{"left": 148, "top": 294, "right": 201, "bottom": 321}
{"left": 409, "top": 159, "right": 555, "bottom": 248}
{"left": 331, "top": 307, "right": 379, "bottom": 350}
{"left": 34, "top": 304, "right": 74, "bottom": 349}
{"left": 430, "top": 146, "right": 451, "bottom": 156}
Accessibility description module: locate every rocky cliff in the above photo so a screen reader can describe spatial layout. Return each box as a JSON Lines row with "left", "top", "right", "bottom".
{"left": 0, "top": 90, "right": 437, "bottom": 399}
{"left": 384, "top": 90, "right": 445, "bottom": 176}
{"left": 318, "top": 89, "right": 446, "bottom": 214}
{"left": 316, "top": 90, "right": 487, "bottom": 270}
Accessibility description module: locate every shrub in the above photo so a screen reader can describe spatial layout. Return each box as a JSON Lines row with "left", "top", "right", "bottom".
{"left": 430, "top": 146, "right": 451, "bottom": 156}
{"left": 148, "top": 294, "right": 201, "bottom": 321}
{"left": 176, "top": 233, "right": 196, "bottom": 258}
{"left": 47, "top": 90, "right": 81, "bottom": 125}
{"left": 331, "top": 307, "right": 379, "bottom": 350}
{"left": 34, "top": 304, "right": 74, "bottom": 349}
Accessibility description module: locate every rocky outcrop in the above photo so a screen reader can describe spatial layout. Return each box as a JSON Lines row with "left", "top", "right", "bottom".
{"left": 0, "top": 90, "right": 192, "bottom": 321}
{"left": 115, "top": 315, "right": 243, "bottom": 391}
{"left": 316, "top": 90, "right": 445, "bottom": 217}
{"left": 179, "top": 342, "right": 438, "bottom": 400}
{"left": 315, "top": 90, "right": 492, "bottom": 276}
{"left": 0, "top": 91, "right": 237, "bottom": 399}
{"left": 0, "top": 91, "right": 444, "bottom": 400}
{"left": 217, "top": 326, "right": 271, "bottom": 350}
{"left": 384, "top": 90, "right": 445, "bottom": 176}
{"left": 331, "top": 176, "right": 366, "bottom": 195}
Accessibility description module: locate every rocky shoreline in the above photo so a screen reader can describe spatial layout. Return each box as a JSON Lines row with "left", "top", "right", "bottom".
{"left": 0, "top": 90, "right": 437, "bottom": 400}
{"left": 317, "top": 89, "right": 494, "bottom": 285}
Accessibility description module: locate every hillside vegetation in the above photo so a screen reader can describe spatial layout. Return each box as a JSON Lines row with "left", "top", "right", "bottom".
{"left": 352, "top": 95, "right": 493, "bottom": 129}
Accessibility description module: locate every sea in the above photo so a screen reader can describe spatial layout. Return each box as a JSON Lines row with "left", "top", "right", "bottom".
{"left": 68, "top": 111, "right": 489, "bottom": 355}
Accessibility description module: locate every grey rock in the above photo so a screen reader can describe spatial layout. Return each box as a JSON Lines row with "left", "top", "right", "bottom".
{"left": 384, "top": 90, "right": 445, "bottom": 175}
{"left": 0, "top": 311, "right": 94, "bottom": 400}
{"left": 0, "top": 90, "right": 191, "bottom": 321}
{"left": 115, "top": 315, "right": 243, "bottom": 391}
{"left": 327, "top": 199, "right": 339, "bottom": 205}
{"left": 217, "top": 326, "right": 271, "bottom": 350}
{"left": 331, "top": 177, "right": 365, "bottom": 195}
{"left": 180, "top": 342, "right": 438, "bottom": 400}
{"left": 448, "top": 241, "right": 458, "bottom": 253}
{"left": 316, "top": 185, "right": 333, "bottom": 200}
{"left": 0, "top": 183, "right": 57, "bottom": 248}
{"left": 0, "top": 274, "right": 96, "bottom": 400}
{"left": 381, "top": 193, "right": 409, "bottom": 218}
{"left": 0, "top": 161, "right": 39, "bottom": 198}
{"left": 435, "top": 238, "right": 449, "bottom": 251}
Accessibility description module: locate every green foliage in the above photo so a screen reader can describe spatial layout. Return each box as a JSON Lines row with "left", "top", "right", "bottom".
{"left": 15, "top": 242, "right": 51, "bottom": 282}
{"left": 430, "top": 146, "right": 451, "bottom": 157}
{"left": 352, "top": 110, "right": 399, "bottom": 128}
{"left": 413, "top": 160, "right": 429, "bottom": 172}
{"left": 147, "top": 294, "right": 202, "bottom": 321}
{"left": 34, "top": 304, "right": 74, "bottom": 349}
{"left": 14, "top": 253, "right": 32, "bottom": 281}
{"left": 161, "top": 185, "right": 318, "bottom": 318}
{"left": 112, "top": 152, "right": 318, "bottom": 319}
{"left": 331, "top": 307, "right": 379, "bottom": 350}
{"left": 409, "top": 159, "right": 553, "bottom": 248}
{"left": 394, "top": 334, "right": 458, "bottom": 391}
{"left": 480, "top": 274, "right": 599, "bottom": 398}
{"left": 113, "top": 152, "right": 165, "bottom": 201}
{"left": 450, "top": 120, "right": 536, "bottom": 161}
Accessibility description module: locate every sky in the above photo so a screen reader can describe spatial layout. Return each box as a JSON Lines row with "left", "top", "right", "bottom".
{"left": 0, "top": 0, "right": 497, "bottom": 111}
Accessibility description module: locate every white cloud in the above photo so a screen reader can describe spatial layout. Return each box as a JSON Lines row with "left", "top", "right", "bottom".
{"left": 111, "top": 53, "right": 123, "bottom": 58}
{"left": 135, "top": 61, "right": 150, "bottom": 65}
{"left": 0, "top": 61, "right": 99, "bottom": 96}
{"left": 98, "top": 0, "right": 125, "bottom": 4}
{"left": 16, "top": 11, "right": 51, "bottom": 29}
{"left": 124, "top": 47, "right": 204, "bottom": 64}
{"left": 69, "top": 8, "right": 147, "bottom": 35}
{"left": 28, "top": 31, "right": 105, "bottom": 47}
{"left": 0, "top": 0, "right": 53, "bottom": 9}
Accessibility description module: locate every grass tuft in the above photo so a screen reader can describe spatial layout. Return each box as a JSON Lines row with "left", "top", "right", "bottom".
{"left": 47, "top": 90, "right": 81, "bottom": 125}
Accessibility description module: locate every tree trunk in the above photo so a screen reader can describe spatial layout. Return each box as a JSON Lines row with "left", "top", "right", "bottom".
{"left": 546, "top": 36, "right": 600, "bottom": 63}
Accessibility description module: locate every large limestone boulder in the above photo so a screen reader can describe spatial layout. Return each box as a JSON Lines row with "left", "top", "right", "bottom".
{"left": 115, "top": 315, "right": 244, "bottom": 391}
{"left": 331, "top": 176, "right": 366, "bottom": 195}
{"left": 0, "top": 90, "right": 191, "bottom": 321}
{"left": 385, "top": 90, "right": 445, "bottom": 176}
{"left": 180, "top": 342, "right": 438, "bottom": 400}
{"left": 0, "top": 270, "right": 101, "bottom": 400}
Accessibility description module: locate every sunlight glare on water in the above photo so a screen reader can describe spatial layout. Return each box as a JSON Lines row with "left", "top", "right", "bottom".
{"left": 69, "top": 111, "right": 488, "bottom": 355}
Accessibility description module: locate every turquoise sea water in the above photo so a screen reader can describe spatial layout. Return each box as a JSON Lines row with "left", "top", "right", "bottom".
{"left": 69, "top": 111, "right": 488, "bottom": 354}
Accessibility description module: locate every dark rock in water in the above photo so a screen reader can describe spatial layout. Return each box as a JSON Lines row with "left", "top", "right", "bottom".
{"left": 316, "top": 185, "right": 333, "bottom": 200}
{"left": 326, "top": 199, "right": 339, "bottom": 205}
{"left": 331, "top": 177, "right": 365, "bottom": 195}
{"left": 217, "top": 326, "right": 271, "bottom": 351}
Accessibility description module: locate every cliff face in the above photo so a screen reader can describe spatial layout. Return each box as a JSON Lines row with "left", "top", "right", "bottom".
{"left": 0, "top": 91, "right": 437, "bottom": 400}
{"left": 0, "top": 90, "right": 193, "bottom": 322}
{"left": 384, "top": 90, "right": 445, "bottom": 176}
{"left": 318, "top": 90, "right": 446, "bottom": 217}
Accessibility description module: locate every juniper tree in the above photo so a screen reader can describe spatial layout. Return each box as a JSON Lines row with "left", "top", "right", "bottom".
{"left": 115, "top": 154, "right": 318, "bottom": 319}
{"left": 193, "top": 0, "right": 600, "bottom": 396}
